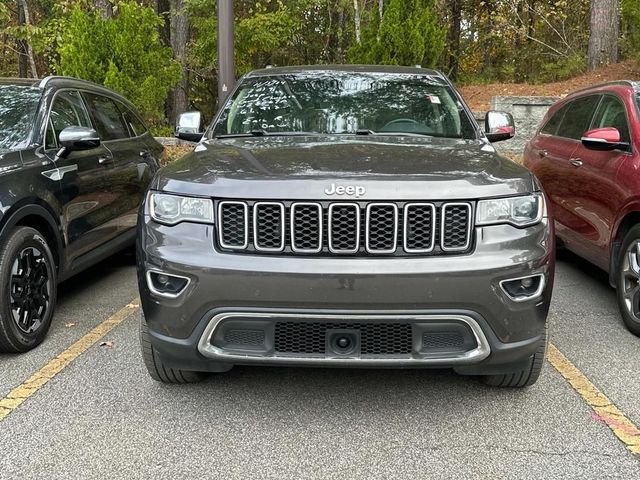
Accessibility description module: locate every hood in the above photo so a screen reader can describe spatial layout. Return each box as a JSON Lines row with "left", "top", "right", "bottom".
{"left": 156, "top": 136, "right": 535, "bottom": 200}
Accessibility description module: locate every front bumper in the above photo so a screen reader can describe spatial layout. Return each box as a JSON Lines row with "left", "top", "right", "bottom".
{"left": 137, "top": 215, "right": 554, "bottom": 374}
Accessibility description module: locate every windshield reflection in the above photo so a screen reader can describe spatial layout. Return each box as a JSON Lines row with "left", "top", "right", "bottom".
{"left": 0, "top": 86, "right": 41, "bottom": 152}
{"left": 213, "top": 72, "right": 476, "bottom": 140}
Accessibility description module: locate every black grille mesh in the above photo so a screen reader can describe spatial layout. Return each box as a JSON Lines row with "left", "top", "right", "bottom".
{"left": 274, "top": 322, "right": 412, "bottom": 355}
{"left": 329, "top": 205, "right": 359, "bottom": 252}
{"left": 422, "top": 332, "right": 465, "bottom": 350}
{"left": 442, "top": 205, "right": 471, "bottom": 250}
{"left": 254, "top": 203, "right": 283, "bottom": 250}
{"left": 292, "top": 204, "right": 321, "bottom": 251}
{"left": 220, "top": 203, "right": 246, "bottom": 247}
{"left": 367, "top": 205, "right": 397, "bottom": 251}
{"left": 405, "top": 204, "right": 434, "bottom": 251}
{"left": 224, "top": 329, "right": 265, "bottom": 346}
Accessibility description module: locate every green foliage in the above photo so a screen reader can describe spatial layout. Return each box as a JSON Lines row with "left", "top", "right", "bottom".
{"left": 537, "top": 54, "right": 586, "bottom": 83}
{"left": 55, "top": 1, "right": 181, "bottom": 126}
{"left": 348, "top": 0, "right": 445, "bottom": 67}
{"left": 622, "top": 0, "right": 640, "bottom": 63}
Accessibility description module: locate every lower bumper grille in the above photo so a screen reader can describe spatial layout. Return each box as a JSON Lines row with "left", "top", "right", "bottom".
{"left": 274, "top": 321, "right": 412, "bottom": 355}
{"left": 198, "top": 312, "right": 491, "bottom": 366}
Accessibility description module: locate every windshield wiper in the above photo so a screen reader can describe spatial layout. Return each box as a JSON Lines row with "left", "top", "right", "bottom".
{"left": 215, "top": 130, "right": 321, "bottom": 138}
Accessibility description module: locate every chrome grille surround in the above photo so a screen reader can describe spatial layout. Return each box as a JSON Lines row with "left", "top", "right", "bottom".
{"left": 253, "top": 201, "right": 285, "bottom": 252}
{"left": 327, "top": 203, "right": 361, "bottom": 254}
{"left": 215, "top": 200, "right": 474, "bottom": 256}
{"left": 290, "top": 202, "right": 323, "bottom": 253}
{"left": 218, "top": 201, "right": 249, "bottom": 250}
{"left": 403, "top": 203, "right": 436, "bottom": 253}
{"left": 441, "top": 202, "right": 473, "bottom": 252}
{"left": 365, "top": 203, "right": 399, "bottom": 254}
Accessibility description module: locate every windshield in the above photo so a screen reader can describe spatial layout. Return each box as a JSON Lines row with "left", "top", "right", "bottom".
{"left": 212, "top": 72, "right": 476, "bottom": 139}
{"left": 0, "top": 85, "right": 41, "bottom": 152}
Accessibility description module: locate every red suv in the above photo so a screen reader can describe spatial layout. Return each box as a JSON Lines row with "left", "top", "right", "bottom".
{"left": 524, "top": 81, "right": 640, "bottom": 335}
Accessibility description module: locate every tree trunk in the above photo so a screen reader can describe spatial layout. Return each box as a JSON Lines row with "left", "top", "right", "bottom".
{"left": 588, "top": 0, "right": 619, "bottom": 70}
{"left": 16, "top": 0, "right": 37, "bottom": 78}
{"left": 168, "top": 0, "right": 189, "bottom": 125}
{"left": 16, "top": 2, "right": 27, "bottom": 78}
{"left": 482, "top": 0, "right": 494, "bottom": 76}
{"left": 378, "top": 0, "right": 383, "bottom": 20}
{"left": 155, "top": 0, "right": 171, "bottom": 46}
{"left": 353, "top": 0, "right": 361, "bottom": 44}
{"left": 447, "top": 0, "right": 462, "bottom": 80}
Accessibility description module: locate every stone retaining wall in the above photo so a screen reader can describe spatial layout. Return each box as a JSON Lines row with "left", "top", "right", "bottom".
{"left": 476, "top": 95, "right": 562, "bottom": 154}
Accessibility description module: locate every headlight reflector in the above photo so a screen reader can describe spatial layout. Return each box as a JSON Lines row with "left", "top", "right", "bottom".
{"left": 476, "top": 193, "right": 544, "bottom": 227}
{"left": 149, "top": 192, "right": 213, "bottom": 225}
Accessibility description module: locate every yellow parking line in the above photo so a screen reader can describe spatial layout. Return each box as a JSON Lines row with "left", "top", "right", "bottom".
{"left": 548, "top": 343, "right": 640, "bottom": 455}
{"left": 0, "top": 298, "right": 140, "bottom": 423}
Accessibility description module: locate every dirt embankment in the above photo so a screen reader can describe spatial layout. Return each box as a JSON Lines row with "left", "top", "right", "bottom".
{"left": 458, "top": 61, "right": 640, "bottom": 111}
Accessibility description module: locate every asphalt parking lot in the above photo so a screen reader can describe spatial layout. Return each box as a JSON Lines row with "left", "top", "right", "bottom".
{"left": 1, "top": 251, "right": 640, "bottom": 478}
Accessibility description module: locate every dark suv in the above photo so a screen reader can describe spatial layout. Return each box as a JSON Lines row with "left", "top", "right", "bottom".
{"left": 0, "top": 76, "right": 162, "bottom": 352}
{"left": 524, "top": 81, "right": 640, "bottom": 336}
{"left": 138, "top": 65, "right": 554, "bottom": 387}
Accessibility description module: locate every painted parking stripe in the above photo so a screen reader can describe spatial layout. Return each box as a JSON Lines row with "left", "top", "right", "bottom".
{"left": 548, "top": 343, "right": 640, "bottom": 454}
{"left": 0, "top": 298, "right": 140, "bottom": 423}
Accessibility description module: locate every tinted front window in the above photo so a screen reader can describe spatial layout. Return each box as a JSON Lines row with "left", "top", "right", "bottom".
{"left": 46, "top": 90, "right": 92, "bottom": 149}
{"left": 591, "top": 95, "right": 631, "bottom": 145}
{"left": 0, "top": 85, "right": 41, "bottom": 152}
{"left": 557, "top": 95, "right": 600, "bottom": 140}
{"left": 83, "top": 93, "right": 129, "bottom": 141}
{"left": 213, "top": 72, "right": 476, "bottom": 139}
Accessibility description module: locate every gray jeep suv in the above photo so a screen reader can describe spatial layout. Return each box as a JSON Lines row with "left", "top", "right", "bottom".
{"left": 137, "top": 66, "right": 554, "bottom": 387}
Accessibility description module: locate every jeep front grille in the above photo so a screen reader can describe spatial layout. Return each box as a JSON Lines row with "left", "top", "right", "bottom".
{"left": 216, "top": 200, "right": 474, "bottom": 256}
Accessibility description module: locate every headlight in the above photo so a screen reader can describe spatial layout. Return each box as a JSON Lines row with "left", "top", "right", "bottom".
{"left": 476, "top": 193, "right": 544, "bottom": 227}
{"left": 149, "top": 192, "right": 214, "bottom": 225}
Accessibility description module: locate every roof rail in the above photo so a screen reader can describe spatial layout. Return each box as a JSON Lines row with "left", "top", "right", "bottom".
{"left": 568, "top": 80, "right": 637, "bottom": 96}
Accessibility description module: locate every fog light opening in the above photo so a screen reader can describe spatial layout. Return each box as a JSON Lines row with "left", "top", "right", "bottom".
{"left": 146, "top": 270, "right": 190, "bottom": 298}
{"left": 499, "top": 274, "right": 545, "bottom": 302}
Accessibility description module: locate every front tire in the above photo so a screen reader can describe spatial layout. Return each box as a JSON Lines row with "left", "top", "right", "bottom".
{"left": 140, "top": 318, "right": 205, "bottom": 383}
{"left": 481, "top": 325, "right": 547, "bottom": 388}
{"left": 615, "top": 225, "right": 640, "bottom": 336}
{"left": 0, "top": 227, "right": 57, "bottom": 353}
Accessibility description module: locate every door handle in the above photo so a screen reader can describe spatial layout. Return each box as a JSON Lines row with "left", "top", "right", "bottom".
{"left": 538, "top": 149, "right": 548, "bottom": 158}
{"left": 569, "top": 158, "right": 583, "bottom": 167}
{"left": 98, "top": 155, "right": 113, "bottom": 165}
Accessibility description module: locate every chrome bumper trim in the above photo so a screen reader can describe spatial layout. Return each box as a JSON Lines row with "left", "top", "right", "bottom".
{"left": 197, "top": 312, "right": 491, "bottom": 366}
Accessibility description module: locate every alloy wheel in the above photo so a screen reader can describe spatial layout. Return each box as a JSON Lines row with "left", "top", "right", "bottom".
{"left": 9, "top": 247, "right": 51, "bottom": 334}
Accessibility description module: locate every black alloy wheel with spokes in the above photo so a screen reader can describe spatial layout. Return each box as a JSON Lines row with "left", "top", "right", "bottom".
{"left": 616, "top": 224, "right": 640, "bottom": 336}
{"left": 0, "top": 227, "right": 57, "bottom": 353}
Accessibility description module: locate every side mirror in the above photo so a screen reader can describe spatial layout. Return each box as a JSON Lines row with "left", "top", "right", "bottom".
{"left": 582, "top": 127, "right": 628, "bottom": 151}
{"left": 55, "top": 126, "right": 100, "bottom": 159}
{"left": 485, "top": 111, "right": 515, "bottom": 143}
{"left": 176, "top": 111, "right": 204, "bottom": 142}
{"left": 59, "top": 126, "right": 101, "bottom": 151}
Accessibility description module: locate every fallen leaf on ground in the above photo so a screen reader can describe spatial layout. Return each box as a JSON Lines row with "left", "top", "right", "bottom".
{"left": 64, "top": 322, "right": 77, "bottom": 328}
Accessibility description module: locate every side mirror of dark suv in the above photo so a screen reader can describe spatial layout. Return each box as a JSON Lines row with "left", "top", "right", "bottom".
{"left": 176, "top": 111, "right": 204, "bottom": 142}
{"left": 485, "top": 111, "right": 515, "bottom": 143}
{"left": 55, "top": 126, "right": 100, "bottom": 160}
{"left": 59, "top": 126, "right": 101, "bottom": 152}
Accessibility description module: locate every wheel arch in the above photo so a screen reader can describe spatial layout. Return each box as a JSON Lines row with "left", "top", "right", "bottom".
{"left": 0, "top": 200, "right": 64, "bottom": 276}
{"left": 609, "top": 206, "right": 640, "bottom": 287}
